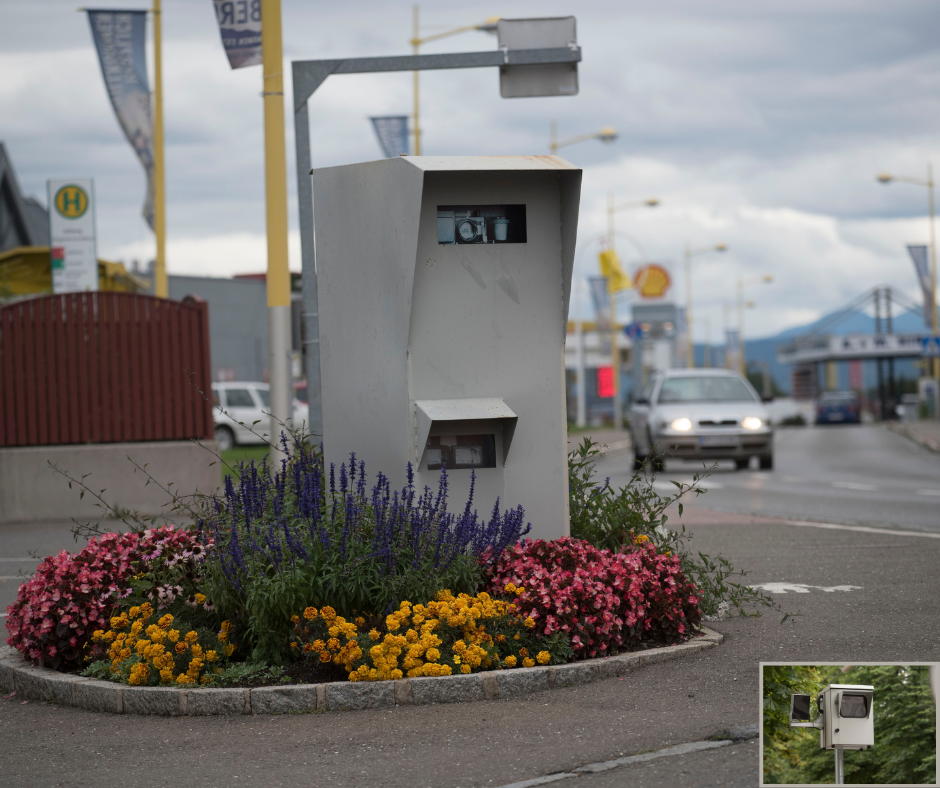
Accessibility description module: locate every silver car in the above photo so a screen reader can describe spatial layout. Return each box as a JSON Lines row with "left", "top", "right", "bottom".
{"left": 627, "top": 369, "right": 774, "bottom": 471}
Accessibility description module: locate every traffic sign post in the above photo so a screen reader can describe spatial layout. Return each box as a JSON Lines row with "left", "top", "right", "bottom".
{"left": 921, "top": 336, "right": 940, "bottom": 358}
{"left": 292, "top": 21, "right": 583, "bottom": 438}
{"left": 47, "top": 179, "right": 98, "bottom": 294}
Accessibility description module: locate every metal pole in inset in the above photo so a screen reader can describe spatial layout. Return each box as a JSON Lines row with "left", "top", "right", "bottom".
{"left": 261, "top": 0, "right": 293, "bottom": 463}
{"left": 835, "top": 747, "right": 844, "bottom": 784}
{"left": 152, "top": 0, "right": 167, "bottom": 298}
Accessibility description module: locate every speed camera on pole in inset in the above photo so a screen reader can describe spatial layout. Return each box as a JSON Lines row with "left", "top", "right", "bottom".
{"left": 497, "top": 17, "right": 578, "bottom": 98}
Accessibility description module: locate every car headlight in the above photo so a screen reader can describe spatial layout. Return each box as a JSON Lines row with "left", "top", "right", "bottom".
{"left": 671, "top": 417, "right": 693, "bottom": 431}
{"left": 742, "top": 416, "right": 763, "bottom": 430}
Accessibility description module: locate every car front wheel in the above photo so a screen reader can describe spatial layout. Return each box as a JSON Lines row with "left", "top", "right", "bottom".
{"left": 215, "top": 425, "right": 235, "bottom": 452}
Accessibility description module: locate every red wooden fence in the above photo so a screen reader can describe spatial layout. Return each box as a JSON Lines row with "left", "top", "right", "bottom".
{"left": 0, "top": 292, "right": 214, "bottom": 447}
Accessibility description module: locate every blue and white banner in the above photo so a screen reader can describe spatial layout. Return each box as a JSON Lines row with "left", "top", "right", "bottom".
{"left": 87, "top": 10, "right": 154, "bottom": 230}
{"left": 906, "top": 244, "right": 934, "bottom": 328}
{"left": 212, "top": 0, "right": 262, "bottom": 69}
{"left": 588, "top": 276, "right": 610, "bottom": 321}
{"left": 370, "top": 116, "right": 409, "bottom": 158}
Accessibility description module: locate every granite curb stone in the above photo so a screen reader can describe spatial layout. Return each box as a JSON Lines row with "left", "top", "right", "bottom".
{"left": 0, "top": 628, "right": 722, "bottom": 715}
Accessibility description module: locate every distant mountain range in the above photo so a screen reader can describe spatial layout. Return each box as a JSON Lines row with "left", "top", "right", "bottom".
{"left": 695, "top": 307, "right": 932, "bottom": 394}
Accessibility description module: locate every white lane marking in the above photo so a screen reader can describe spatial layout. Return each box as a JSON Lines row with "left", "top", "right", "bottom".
{"left": 0, "top": 557, "right": 40, "bottom": 562}
{"left": 788, "top": 520, "right": 940, "bottom": 539}
{"left": 832, "top": 481, "right": 878, "bottom": 491}
{"left": 916, "top": 489, "right": 940, "bottom": 497}
{"left": 751, "top": 583, "right": 862, "bottom": 594}
{"left": 497, "top": 740, "right": 734, "bottom": 788}
{"left": 0, "top": 576, "right": 25, "bottom": 581}
{"left": 0, "top": 613, "right": 6, "bottom": 618}
{"left": 653, "top": 479, "right": 723, "bottom": 492}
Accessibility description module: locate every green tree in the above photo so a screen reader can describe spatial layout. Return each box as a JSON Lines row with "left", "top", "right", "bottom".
{"left": 764, "top": 665, "right": 936, "bottom": 785}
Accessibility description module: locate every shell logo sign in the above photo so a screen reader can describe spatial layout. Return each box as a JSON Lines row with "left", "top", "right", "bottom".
{"left": 634, "top": 264, "right": 671, "bottom": 299}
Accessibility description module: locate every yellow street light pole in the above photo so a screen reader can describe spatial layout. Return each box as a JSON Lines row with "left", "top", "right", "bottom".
{"left": 261, "top": 0, "right": 292, "bottom": 461}
{"left": 737, "top": 274, "right": 772, "bottom": 376}
{"left": 877, "top": 165, "right": 939, "bottom": 391}
{"left": 152, "top": 0, "right": 166, "bottom": 298}
{"left": 410, "top": 7, "right": 500, "bottom": 155}
{"left": 684, "top": 242, "right": 727, "bottom": 369}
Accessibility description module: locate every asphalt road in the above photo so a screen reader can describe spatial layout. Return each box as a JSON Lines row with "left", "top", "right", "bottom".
{"left": 593, "top": 423, "right": 940, "bottom": 533}
{"left": 2, "top": 426, "right": 939, "bottom": 787}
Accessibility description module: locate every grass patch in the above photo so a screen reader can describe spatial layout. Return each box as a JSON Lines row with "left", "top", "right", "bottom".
{"left": 220, "top": 444, "right": 271, "bottom": 470}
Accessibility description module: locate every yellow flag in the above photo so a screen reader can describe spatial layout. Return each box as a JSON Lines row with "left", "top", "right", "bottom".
{"left": 599, "top": 248, "right": 632, "bottom": 293}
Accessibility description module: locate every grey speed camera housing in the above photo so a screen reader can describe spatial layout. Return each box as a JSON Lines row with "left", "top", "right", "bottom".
{"left": 790, "top": 684, "right": 874, "bottom": 750}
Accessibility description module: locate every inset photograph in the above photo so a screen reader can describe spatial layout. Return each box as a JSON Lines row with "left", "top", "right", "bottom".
{"left": 762, "top": 663, "right": 938, "bottom": 786}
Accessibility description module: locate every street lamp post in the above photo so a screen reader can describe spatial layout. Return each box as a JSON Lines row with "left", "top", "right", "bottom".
{"left": 684, "top": 242, "right": 727, "bottom": 369}
{"left": 877, "top": 165, "right": 939, "bottom": 396}
{"left": 410, "top": 6, "right": 500, "bottom": 154}
{"left": 605, "top": 195, "right": 658, "bottom": 430}
{"left": 549, "top": 122, "right": 618, "bottom": 155}
{"left": 737, "top": 274, "right": 773, "bottom": 376}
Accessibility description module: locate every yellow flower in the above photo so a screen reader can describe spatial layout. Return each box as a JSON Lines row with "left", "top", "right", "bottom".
{"left": 290, "top": 615, "right": 300, "bottom": 624}
{"left": 537, "top": 651, "right": 550, "bottom": 665}
{"left": 303, "top": 606, "right": 318, "bottom": 620}
{"left": 369, "top": 629, "right": 381, "bottom": 642}
{"left": 460, "top": 664, "right": 472, "bottom": 674}
{"left": 523, "top": 617, "right": 536, "bottom": 629}
{"left": 289, "top": 642, "right": 298, "bottom": 650}
{"left": 223, "top": 643, "right": 236, "bottom": 657}
{"left": 354, "top": 617, "right": 365, "bottom": 627}
{"left": 175, "top": 641, "right": 188, "bottom": 654}
{"left": 194, "top": 593, "right": 206, "bottom": 605}
{"left": 328, "top": 625, "right": 340, "bottom": 638}
{"left": 522, "top": 658, "right": 535, "bottom": 668}
{"left": 319, "top": 650, "right": 331, "bottom": 663}
{"left": 425, "top": 648, "right": 440, "bottom": 662}
{"left": 453, "top": 655, "right": 462, "bottom": 665}
{"left": 327, "top": 638, "right": 341, "bottom": 651}
{"left": 320, "top": 606, "right": 336, "bottom": 621}
{"left": 221, "top": 620, "right": 233, "bottom": 633}
{"left": 157, "top": 614, "right": 174, "bottom": 629}
{"left": 504, "top": 655, "right": 517, "bottom": 667}
{"left": 184, "top": 630, "right": 198, "bottom": 644}
{"left": 519, "top": 647, "right": 529, "bottom": 658}
{"left": 129, "top": 606, "right": 141, "bottom": 619}
{"left": 167, "top": 629, "right": 180, "bottom": 643}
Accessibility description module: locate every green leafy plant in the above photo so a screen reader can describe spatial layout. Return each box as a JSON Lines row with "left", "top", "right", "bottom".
{"left": 568, "top": 437, "right": 793, "bottom": 621}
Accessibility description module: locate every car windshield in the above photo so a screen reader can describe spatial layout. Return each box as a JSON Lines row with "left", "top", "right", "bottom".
{"left": 657, "top": 376, "right": 756, "bottom": 404}
{"left": 256, "top": 389, "right": 270, "bottom": 407}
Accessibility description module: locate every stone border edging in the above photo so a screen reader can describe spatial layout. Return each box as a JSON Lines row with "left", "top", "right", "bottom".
{"left": 0, "top": 627, "right": 721, "bottom": 716}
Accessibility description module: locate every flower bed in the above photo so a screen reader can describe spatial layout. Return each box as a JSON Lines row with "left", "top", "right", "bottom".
{"left": 6, "top": 440, "right": 710, "bottom": 689}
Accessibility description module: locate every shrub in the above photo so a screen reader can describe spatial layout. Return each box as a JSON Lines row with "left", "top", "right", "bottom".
{"left": 568, "top": 437, "right": 791, "bottom": 621}
{"left": 200, "top": 440, "right": 532, "bottom": 665}
{"left": 83, "top": 601, "right": 237, "bottom": 686}
{"left": 289, "top": 589, "right": 572, "bottom": 682}
{"left": 485, "top": 537, "right": 701, "bottom": 658}
{"left": 4, "top": 526, "right": 199, "bottom": 670}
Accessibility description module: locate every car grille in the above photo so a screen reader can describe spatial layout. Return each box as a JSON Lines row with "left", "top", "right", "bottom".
{"left": 698, "top": 419, "right": 738, "bottom": 427}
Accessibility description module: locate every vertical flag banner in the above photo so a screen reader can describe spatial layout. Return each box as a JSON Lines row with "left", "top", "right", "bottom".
{"left": 211, "top": 0, "right": 262, "bottom": 69}
{"left": 48, "top": 179, "right": 98, "bottom": 293}
{"left": 725, "top": 328, "right": 740, "bottom": 371}
{"left": 588, "top": 276, "right": 611, "bottom": 330}
{"left": 906, "top": 244, "right": 934, "bottom": 328}
{"left": 87, "top": 10, "right": 155, "bottom": 230}
{"left": 370, "top": 116, "right": 409, "bottom": 158}
{"left": 598, "top": 248, "right": 631, "bottom": 293}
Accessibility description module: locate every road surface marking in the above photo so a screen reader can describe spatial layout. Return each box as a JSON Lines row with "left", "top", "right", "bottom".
{"left": 832, "top": 481, "right": 878, "bottom": 491}
{"left": 751, "top": 583, "right": 862, "bottom": 594}
{"left": 496, "top": 739, "right": 734, "bottom": 788}
{"left": 0, "top": 576, "right": 25, "bottom": 581}
{"left": 0, "top": 557, "right": 40, "bottom": 562}
{"left": 653, "top": 479, "right": 723, "bottom": 492}
{"left": 788, "top": 520, "right": 940, "bottom": 539}
{"left": 916, "top": 489, "right": 940, "bottom": 497}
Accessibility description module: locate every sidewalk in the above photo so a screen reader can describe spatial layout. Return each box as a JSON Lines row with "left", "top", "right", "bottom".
{"left": 887, "top": 420, "right": 940, "bottom": 453}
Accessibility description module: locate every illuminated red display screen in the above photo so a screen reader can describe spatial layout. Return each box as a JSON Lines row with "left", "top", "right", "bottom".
{"left": 596, "top": 366, "right": 614, "bottom": 398}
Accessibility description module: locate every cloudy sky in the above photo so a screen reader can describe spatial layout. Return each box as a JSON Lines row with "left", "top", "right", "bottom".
{"left": 2, "top": 0, "right": 939, "bottom": 341}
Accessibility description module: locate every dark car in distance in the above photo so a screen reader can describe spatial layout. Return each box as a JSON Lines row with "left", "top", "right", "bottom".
{"left": 815, "top": 391, "right": 861, "bottom": 425}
